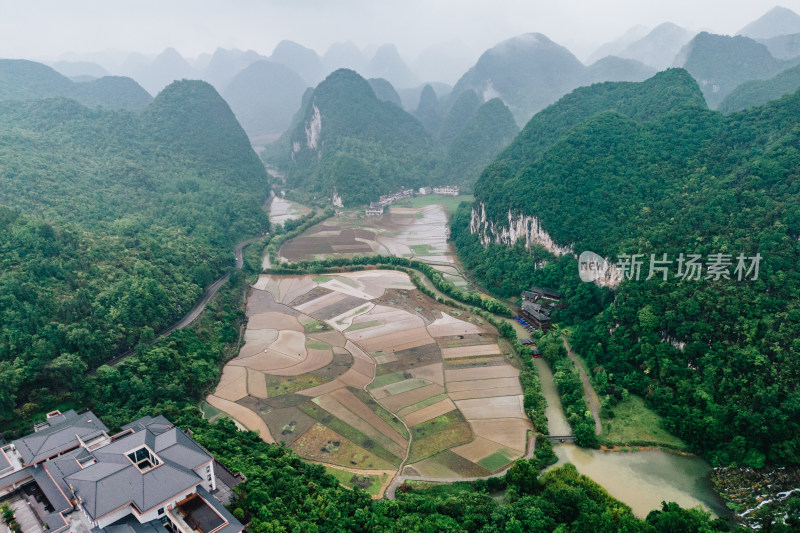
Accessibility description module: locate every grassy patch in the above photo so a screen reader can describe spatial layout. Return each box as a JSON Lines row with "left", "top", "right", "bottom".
{"left": 383, "top": 378, "right": 429, "bottom": 395}
{"left": 397, "top": 393, "right": 448, "bottom": 418}
{"left": 267, "top": 375, "right": 330, "bottom": 397}
{"left": 411, "top": 410, "right": 464, "bottom": 437}
{"left": 299, "top": 403, "right": 402, "bottom": 467}
{"left": 404, "top": 480, "right": 477, "bottom": 496}
{"left": 313, "top": 275, "right": 334, "bottom": 283}
{"left": 323, "top": 466, "right": 386, "bottom": 496}
{"left": 408, "top": 423, "right": 472, "bottom": 463}
{"left": 409, "top": 244, "right": 434, "bottom": 255}
{"left": 345, "top": 320, "right": 382, "bottom": 332}
{"left": 200, "top": 401, "right": 223, "bottom": 421}
{"left": 369, "top": 372, "right": 405, "bottom": 389}
{"left": 408, "top": 411, "right": 472, "bottom": 461}
{"left": 301, "top": 317, "right": 332, "bottom": 334}
{"left": 391, "top": 194, "right": 474, "bottom": 213}
{"left": 350, "top": 387, "right": 410, "bottom": 440}
{"left": 601, "top": 394, "right": 687, "bottom": 448}
{"left": 477, "top": 449, "right": 515, "bottom": 472}
{"left": 307, "top": 342, "right": 332, "bottom": 350}
{"left": 291, "top": 421, "right": 395, "bottom": 470}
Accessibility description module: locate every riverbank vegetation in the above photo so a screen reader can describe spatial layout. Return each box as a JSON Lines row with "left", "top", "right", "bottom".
{"left": 537, "top": 335, "right": 599, "bottom": 448}
{"left": 601, "top": 395, "right": 688, "bottom": 451}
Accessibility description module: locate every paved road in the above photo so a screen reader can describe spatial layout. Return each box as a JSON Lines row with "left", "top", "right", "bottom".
{"left": 97, "top": 236, "right": 262, "bottom": 370}
{"left": 384, "top": 433, "right": 536, "bottom": 499}
{"left": 562, "top": 336, "right": 603, "bottom": 435}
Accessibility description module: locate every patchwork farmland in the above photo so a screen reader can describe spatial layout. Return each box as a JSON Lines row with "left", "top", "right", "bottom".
{"left": 279, "top": 204, "right": 459, "bottom": 267}
{"left": 208, "top": 270, "right": 532, "bottom": 484}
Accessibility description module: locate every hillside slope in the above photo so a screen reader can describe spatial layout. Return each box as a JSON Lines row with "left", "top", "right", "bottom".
{"left": 436, "top": 98, "right": 518, "bottom": 190}
{"left": 456, "top": 68, "right": 800, "bottom": 466}
{"left": 0, "top": 80, "right": 269, "bottom": 414}
{"left": 718, "top": 63, "right": 800, "bottom": 113}
{"left": 263, "top": 69, "right": 437, "bottom": 206}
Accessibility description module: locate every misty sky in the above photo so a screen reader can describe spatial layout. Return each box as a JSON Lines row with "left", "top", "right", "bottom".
{"left": 2, "top": 0, "right": 798, "bottom": 64}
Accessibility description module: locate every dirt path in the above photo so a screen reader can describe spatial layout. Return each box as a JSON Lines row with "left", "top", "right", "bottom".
{"left": 98, "top": 236, "right": 262, "bottom": 370}
{"left": 384, "top": 433, "right": 536, "bottom": 499}
{"left": 562, "top": 336, "right": 602, "bottom": 435}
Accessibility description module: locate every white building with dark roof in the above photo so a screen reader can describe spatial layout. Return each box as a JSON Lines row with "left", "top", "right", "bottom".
{"left": 432, "top": 185, "right": 459, "bottom": 196}
{"left": 0, "top": 412, "right": 243, "bottom": 533}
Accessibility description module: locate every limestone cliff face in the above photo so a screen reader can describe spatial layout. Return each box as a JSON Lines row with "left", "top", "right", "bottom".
{"left": 469, "top": 202, "right": 573, "bottom": 256}
{"left": 305, "top": 104, "right": 322, "bottom": 150}
{"left": 469, "top": 202, "right": 621, "bottom": 288}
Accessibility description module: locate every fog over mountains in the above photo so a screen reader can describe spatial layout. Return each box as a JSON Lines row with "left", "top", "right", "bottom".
{"left": 7, "top": 4, "right": 800, "bottom": 140}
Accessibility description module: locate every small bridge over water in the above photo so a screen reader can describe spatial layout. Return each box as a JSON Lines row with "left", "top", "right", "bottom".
{"left": 545, "top": 435, "right": 576, "bottom": 443}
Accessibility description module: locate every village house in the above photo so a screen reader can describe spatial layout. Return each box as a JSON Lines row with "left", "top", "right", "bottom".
{"left": 0, "top": 411, "right": 244, "bottom": 533}
{"left": 432, "top": 185, "right": 459, "bottom": 196}
{"left": 523, "top": 287, "right": 563, "bottom": 303}
{"left": 520, "top": 301, "right": 552, "bottom": 331}
{"left": 365, "top": 203, "right": 384, "bottom": 216}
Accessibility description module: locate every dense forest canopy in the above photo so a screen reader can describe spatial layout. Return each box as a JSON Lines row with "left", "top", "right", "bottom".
{"left": 0, "top": 81, "right": 269, "bottom": 416}
{"left": 457, "top": 68, "right": 800, "bottom": 467}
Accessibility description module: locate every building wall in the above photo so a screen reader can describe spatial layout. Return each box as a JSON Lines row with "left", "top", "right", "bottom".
{"left": 194, "top": 460, "right": 215, "bottom": 492}
{"left": 93, "top": 485, "right": 200, "bottom": 529}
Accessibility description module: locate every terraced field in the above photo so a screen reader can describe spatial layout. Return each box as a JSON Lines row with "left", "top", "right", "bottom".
{"left": 208, "top": 271, "right": 532, "bottom": 477}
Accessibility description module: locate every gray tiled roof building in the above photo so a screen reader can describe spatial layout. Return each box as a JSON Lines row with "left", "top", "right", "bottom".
{"left": 0, "top": 411, "right": 244, "bottom": 533}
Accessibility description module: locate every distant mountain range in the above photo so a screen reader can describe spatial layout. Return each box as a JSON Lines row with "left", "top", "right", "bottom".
{"left": 31, "top": 5, "right": 800, "bottom": 143}
{"left": 718, "top": 61, "right": 800, "bottom": 113}
{"left": 221, "top": 60, "right": 308, "bottom": 142}
{"left": 0, "top": 59, "right": 152, "bottom": 111}
{"left": 737, "top": 6, "right": 800, "bottom": 40}
{"left": 675, "top": 31, "right": 800, "bottom": 108}
{"left": 449, "top": 33, "right": 655, "bottom": 125}
{"left": 617, "top": 22, "right": 696, "bottom": 70}
{"left": 586, "top": 25, "right": 650, "bottom": 64}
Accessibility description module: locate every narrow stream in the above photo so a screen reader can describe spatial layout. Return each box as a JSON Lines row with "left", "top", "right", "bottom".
{"left": 532, "top": 357, "right": 572, "bottom": 436}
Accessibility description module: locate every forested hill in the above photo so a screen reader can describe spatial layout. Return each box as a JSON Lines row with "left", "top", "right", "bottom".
{"left": 435, "top": 97, "right": 519, "bottom": 189}
{"left": 263, "top": 68, "right": 438, "bottom": 206}
{"left": 0, "top": 58, "right": 152, "bottom": 111}
{"left": 455, "top": 67, "right": 800, "bottom": 466}
{"left": 718, "top": 63, "right": 800, "bottom": 113}
{"left": 475, "top": 68, "right": 706, "bottom": 213}
{"left": 0, "top": 80, "right": 269, "bottom": 415}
